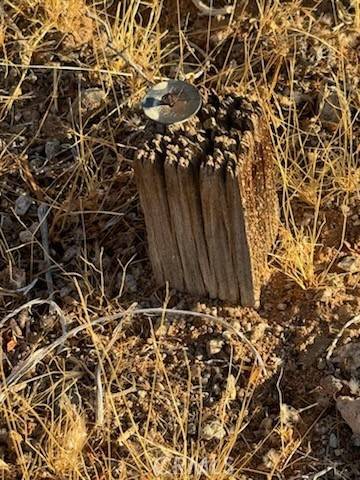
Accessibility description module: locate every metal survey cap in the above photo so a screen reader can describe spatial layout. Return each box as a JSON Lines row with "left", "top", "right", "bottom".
{"left": 142, "top": 80, "right": 202, "bottom": 125}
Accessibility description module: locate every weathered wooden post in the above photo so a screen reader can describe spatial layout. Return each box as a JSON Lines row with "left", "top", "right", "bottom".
{"left": 134, "top": 82, "right": 279, "bottom": 307}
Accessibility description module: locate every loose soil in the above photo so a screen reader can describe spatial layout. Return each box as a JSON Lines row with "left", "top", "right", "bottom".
{"left": 0, "top": 0, "right": 360, "bottom": 479}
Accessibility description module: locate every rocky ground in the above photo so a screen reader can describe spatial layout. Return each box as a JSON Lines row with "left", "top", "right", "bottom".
{"left": 0, "top": 0, "right": 360, "bottom": 478}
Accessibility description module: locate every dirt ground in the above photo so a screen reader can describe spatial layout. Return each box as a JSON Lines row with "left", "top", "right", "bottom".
{"left": 0, "top": 0, "right": 360, "bottom": 479}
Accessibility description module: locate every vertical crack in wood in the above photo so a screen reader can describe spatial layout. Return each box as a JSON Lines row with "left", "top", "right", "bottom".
{"left": 226, "top": 167, "right": 255, "bottom": 307}
{"left": 176, "top": 152, "right": 212, "bottom": 295}
{"left": 200, "top": 161, "right": 226, "bottom": 299}
{"left": 198, "top": 162, "right": 219, "bottom": 298}
{"left": 165, "top": 146, "right": 206, "bottom": 295}
{"left": 134, "top": 149, "right": 184, "bottom": 290}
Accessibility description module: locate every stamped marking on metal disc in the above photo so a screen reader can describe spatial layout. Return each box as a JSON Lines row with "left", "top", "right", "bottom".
{"left": 142, "top": 80, "right": 202, "bottom": 125}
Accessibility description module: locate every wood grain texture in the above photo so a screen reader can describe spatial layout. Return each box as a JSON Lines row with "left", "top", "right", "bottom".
{"left": 134, "top": 96, "right": 279, "bottom": 306}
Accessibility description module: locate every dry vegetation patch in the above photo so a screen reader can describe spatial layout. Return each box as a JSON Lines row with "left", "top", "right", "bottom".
{"left": 0, "top": 0, "right": 359, "bottom": 478}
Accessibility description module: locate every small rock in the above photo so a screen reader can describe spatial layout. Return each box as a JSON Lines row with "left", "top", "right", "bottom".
{"left": 59, "top": 286, "right": 73, "bottom": 298}
{"left": 317, "top": 357, "right": 327, "bottom": 370}
{"left": 207, "top": 337, "right": 224, "bottom": 355}
{"left": 196, "top": 303, "right": 207, "bottom": 312}
{"left": 277, "top": 303, "right": 287, "bottom": 311}
{"left": 45, "top": 139, "right": 60, "bottom": 160}
{"left": 280, "top": 404, "right": 300, "bottom": 426}
{"left": 203, "top": 117, "right": 217, "bottom": 129}
{"left": 263, "top": 448, "right": 281, "bottom": 469}
{"left": 329, "top": 432, "right": 338, "bottom": 449}
{"left": 347, "top": 378, "right": 360, "bottom": 396}
{"left": 300, "top": 211, "right": 314, "bottom": 227}
{"left": 316, "top": 422, "right": 329, "bottom": 435}
{"left": 341, "top": 204, "right": 351, "bottom": 216}
{"left": 320, "top": 375, "right": 343, "bottom": 396}
{"left": 0, "top": 213, "right": 14, "bottom": 232}
{"left": 29, "top": 154, "right": 45, "bottom": 172}
{"left": 222, "top": 330, "right": 232, "bottom": 340}
{"left": 188, "top": 423, "right": 196, "bottom": 436}
{"left": 81, "top": 88, "right": 107, "bottom": 113}
{"left": 210, "top": 306, "right": 217, "bottom": 316}
{"left": 202, "top": 420, "right": 226, "bottom": 440}
{"left": 201, "top": 376, "right": 209, "bottom": 386}
{"left": 212, "top": 384, "right": 221, "bottom": 395}
{"left": 337, "top": 255, "right": 360, "bottom": 273}
{"left": 319, "top": 92, "right": 342, "bottom": 124}
{"left": 251, "top": 322, "right": 267, "bottom": 342}
{"left": 18, "top": 221, "right": 39, "bottom": 243}
{"left": 319, "top": 287, "right": 334, "bottom": 303}
{"left": 333, "top": 343, "right": 360, "bottom": 374}
{"left": 14, "top": 194, "right": 32, "bottom": 216}
{"left": 63, "top": 296, "right": 78, "bottom": 306}
{"left": 137, "top": 390, "right": 147, "bottom": 399}
{"left": 336, "top": 396, "right": 360, "bottom": 435}
{"left": 352, "top": 434, "right": 360, "bottom": 447}
{"left": 244, "top": 321, "right": 252, "bottom": 332}
{"left": 259, "top": 416, "right": 273, "bottom": 434}
{"left": 19, "top": 230, "right": 33, "bottom": 243}
{"left": 125, "top": 273, "right": 137, "bottom": 293}
{"left": 63, "top": 245, "right": 78, "bottom": 262}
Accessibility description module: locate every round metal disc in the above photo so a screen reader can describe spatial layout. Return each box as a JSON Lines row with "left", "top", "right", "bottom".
{"left": 142, "top": 80, "right": 202, "bottom": 125}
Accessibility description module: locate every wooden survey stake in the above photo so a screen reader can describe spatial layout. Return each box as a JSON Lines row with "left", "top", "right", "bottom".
{"left": 134, "top": 94, "right": 279, "bottom": 306}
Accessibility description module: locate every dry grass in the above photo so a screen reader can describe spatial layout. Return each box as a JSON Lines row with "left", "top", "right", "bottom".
{"left": 0, "top": 0, "right": 359, "bottom": 478}
{"left": 0, "top": 307, "right": 268, "bottom": 479}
